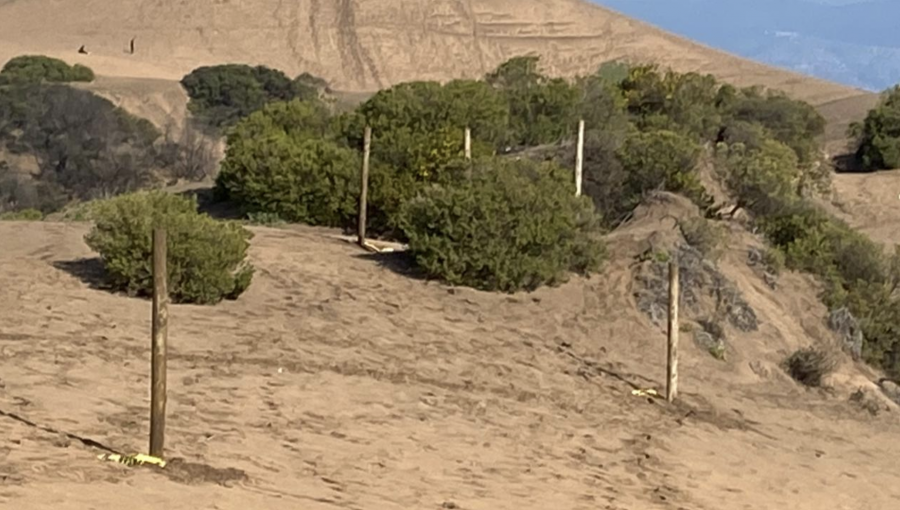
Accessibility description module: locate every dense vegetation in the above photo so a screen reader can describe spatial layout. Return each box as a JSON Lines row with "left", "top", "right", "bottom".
{"left": 0, "top": 55, "right": 94, "bottom": 84}
{"left": 180, "top": 64, "right": 329, "bottom": 130}
{"left": 212, "top": 56, "right": 900, "bottom": 376}
{"left": 0, "top": 55, "right": 219, "bottom": 216}
{"left": 0, "top": 83, "right": 161, "bottom": 213}
{"left": 397, "top": 157, "right": 605, "bottom": 292}
{"left": 85, "top": 191, "right": 254, "bottom": 305}
{"left": 850, "top": 85, "right": 900, "bottom": 171}
{"left": 5, "top": 51, "right": 899, "bottom": 374}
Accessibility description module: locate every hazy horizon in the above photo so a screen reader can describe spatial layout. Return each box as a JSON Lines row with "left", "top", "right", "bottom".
{"left": 593, "top": 0, "right": 899, "bottom": 91}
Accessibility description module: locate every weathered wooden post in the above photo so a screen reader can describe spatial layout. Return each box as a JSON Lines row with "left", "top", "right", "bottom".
{"left": 464, "top": 127, "right": 472, "bottom": 160}
{"left": 358, "top": 126, "right": 372, "bottom": 247}
{"left": 575, "top": 119, "right": 585, "bottom": 196}
{"left": 666, "top": 260, "right": 679, "bottom": 403}
{"left": 150, "top": 228, "right": 168, "bottom": 458}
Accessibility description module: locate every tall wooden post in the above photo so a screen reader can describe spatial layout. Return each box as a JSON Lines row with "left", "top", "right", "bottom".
{"left": 575, "top": 119, "right": 585, "bottom": 197}
{"left": 666, "top": 260, "right": 679, "bottom": 403}
{"left": 464, "top": 127, "right": 472, "bottom": 160}
{"left": 358, "top": 126, "right": 372, "bottom": 247}
{"left": 150, "top": 228, "right": 169, "bottom": 458}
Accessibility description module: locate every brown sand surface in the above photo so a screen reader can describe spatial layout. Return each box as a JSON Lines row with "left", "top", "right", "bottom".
{"left": 2, "top": 197, "right": 900, "bottom": 509}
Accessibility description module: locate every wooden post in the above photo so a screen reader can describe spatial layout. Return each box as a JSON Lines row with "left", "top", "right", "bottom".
{"left": 666, "top": 260, "right": 679, "bottom": 403}
{"left": 358, "top": 126, "right": 372, "bottom": 247}
{"left": 150, "top": 228, "right": 169, "bottom": 458}
{"left": 575, "top": 119, "right": 585, "bottom": 197}
{"left": 464, "top": 127, "right": 472, "bottom": 160}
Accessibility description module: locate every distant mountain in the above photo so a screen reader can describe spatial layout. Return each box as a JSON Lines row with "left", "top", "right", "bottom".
{"left": 595, "top": 0, "right": 900, "bottom": 91}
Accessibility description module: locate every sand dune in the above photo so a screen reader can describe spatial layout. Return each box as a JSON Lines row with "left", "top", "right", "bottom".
{"left": 0, "top": 0, "right": 871, "bottom": 104}
{"left": 2, "top": 1, "right": 900, "bottom": 508}
{"left": 2, "top": 196, "right": 900, "bottom": 509}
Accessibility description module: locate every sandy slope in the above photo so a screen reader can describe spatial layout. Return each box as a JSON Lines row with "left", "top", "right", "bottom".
{"left": 0, "top": 0, "right": 877, "bottom": 140}
{"left": 0, "top": 0, "right": 872, "bottom": 102}
{"left": 2, "top": 196, "right": 900, "bottom": 509}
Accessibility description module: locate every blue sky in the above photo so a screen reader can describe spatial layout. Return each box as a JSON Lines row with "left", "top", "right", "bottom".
{"left": 591, "top": 0, "right": 899, "bottom": 91}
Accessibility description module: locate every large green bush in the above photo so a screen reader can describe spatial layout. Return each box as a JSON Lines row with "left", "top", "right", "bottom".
{"left": 616, "top": 129, "right": 712, "bottom": 211}
{"left": 85, "top": 192, "right": 254, "bottom": 305}
{"left": 715, "top": 139, "right": 801, "bottom": 215}
{"left": 724, "top": 87, "right": 826, "bottom": 165}
{"left": 181, "top": 64, "right": 326, "bottom": 129}
{"left": 217, "top": 133, "right": 360, "bottom": 227}
{"left": 619, "top": 65, "right": 724, "bottom": 140}
{"left": 850, "top": 85, "right": 900, "bottom": 171}
{"left": 0, "top": 83, "right": 163, "bottom": 213}
{"left": 396, "top": 157, "right": 605, "bottom": 292}
{"left": 486, "top": 56, "right": 580, "bottom": 147}
{"left": 0, "top": 55, "right": 94, "bottom": 84}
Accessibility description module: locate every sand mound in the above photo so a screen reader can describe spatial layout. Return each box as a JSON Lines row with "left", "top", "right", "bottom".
{"left": 2, "top": 203, "right": 900, "bottom": 509}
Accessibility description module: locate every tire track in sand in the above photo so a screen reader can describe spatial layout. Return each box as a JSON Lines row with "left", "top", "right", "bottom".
{"left": 336, "top": 0, "right": 383, "bottom": 89}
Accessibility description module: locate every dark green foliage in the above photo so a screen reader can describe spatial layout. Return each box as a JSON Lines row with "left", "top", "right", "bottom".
{"left": 850, "top": 85, "right": 900, "bottom": 170}
{"left": 0, "top": 55, "right": 94, "bottom": 84}
{"left": 0, "top": 83, "right": 161, "bottom": 212}
{"left": 0, "top": 207, "right": 43, "bottom": 220}
{"left": 85, "top": 191, "right": 254, "bottom": 305}
{"left": 616, "top": 129, "right": 712, "bottom": 211}
{"left": 486, "top": 56, "right": 581, "bottom": 147}
{"left": 217, "top": 134, "right": 360, "bottom": 227}
{"left": 396, "top": 157, "right": 605, "bottom": 292}
{"left": 619, "top": 65, "right": 724, "bottom": 140}
{"left": 715, "top": 139, "right": 801, "bottom": 215}
{"left": 679, "top": 217, "right": 726, "bottom": 261}
{"left": 181, "top": 64, "right": 327, "bottom": 129}
{"left": 594, "top": 61, "right": 631, "bottom": 87}
{"left": 756, "top": 202, "right": 900, "bottom": 376}
{"left": 336, "top": 79, "right": 509, "bottom": 236}
{"left": 786, "top": 347, "right": 838, "bottom": 387}
{"left": 725, "top": 86, "right": 826, "bottom": 164}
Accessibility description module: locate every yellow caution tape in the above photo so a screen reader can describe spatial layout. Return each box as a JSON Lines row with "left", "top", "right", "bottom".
{"left": 631, "top": 388, "right": 659, "bottom": 397}
{"left": 98, "top": 452, "right": 167, "bottom": 468}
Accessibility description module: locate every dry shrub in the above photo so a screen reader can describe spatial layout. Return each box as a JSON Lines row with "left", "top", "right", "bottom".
{"left": 785, "top": 346, "right": 838, "bottom": 387}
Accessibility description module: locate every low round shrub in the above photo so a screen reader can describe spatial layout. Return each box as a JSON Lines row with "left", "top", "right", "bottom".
{"left": 1, "top": 55, "right": 94, "bottom": 83}
{"left": 85, "top": 191, "right": 254, "bottom": 305}
{"left": 786, "top": 346, "right": 838, "bottom": 387}
{"left": 396, "top": 157, "right": 606, "bottom": 292}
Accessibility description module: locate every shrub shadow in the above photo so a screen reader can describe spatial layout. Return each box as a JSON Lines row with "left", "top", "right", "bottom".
{"left": 354, "top": 250, "right": 428, "bottom": 282}
{"left": 176, "top": 186, "right": 244, "bottom": 220}
{"left": 832, "top": 153, "right": 870, "bottom": 174}
{"left": 52, "top": 258, "right": 113, "bottom": 291}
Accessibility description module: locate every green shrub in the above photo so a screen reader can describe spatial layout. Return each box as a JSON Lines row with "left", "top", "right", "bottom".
{"left": 0, "top": 83, "right": 162, "bottom": 211}
{"left": 181, "top": 64, "right": 326, "bottom": 129}
{"left": 715, "top": 139, "right": 801, "bottom": 216}
{"left": 725, "top": 87, "right": 825, "bottom": 164}
{"left": 84, "top": 191, "right": 254, "bottom": 305}
{"left": 0, "top": 208, "right": 43, "bottom": 220}
{"left": 217, "top": 133, "right": 360, "bottom": 228}
{"left": 850, "top": 85, "right": 900, "bottom": 171}
{"left": 486, "top": 56, "right": 580, "bottom": 146}
{"left": 616, "top": 129, "right": 713, "bottom": 210}
{"left": 396, "top": 157, "right": 605, "bottom": 292}
{"left": 245, "top": 211, "right": 286, "bottom": 227}
{"left": 679, "top": 217, "right": 726, "bottom": 261}
{"left": 0, "top": 55, "right": 94, "bottom": 84}
{"left": 619, "top": 65, "right": 724, "bottom": 140}
{"left": 763, "top": 248, "right": 786, "bottom": 275}
{"left": 786, "top": 346, "right": 837, "bottom": 387}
